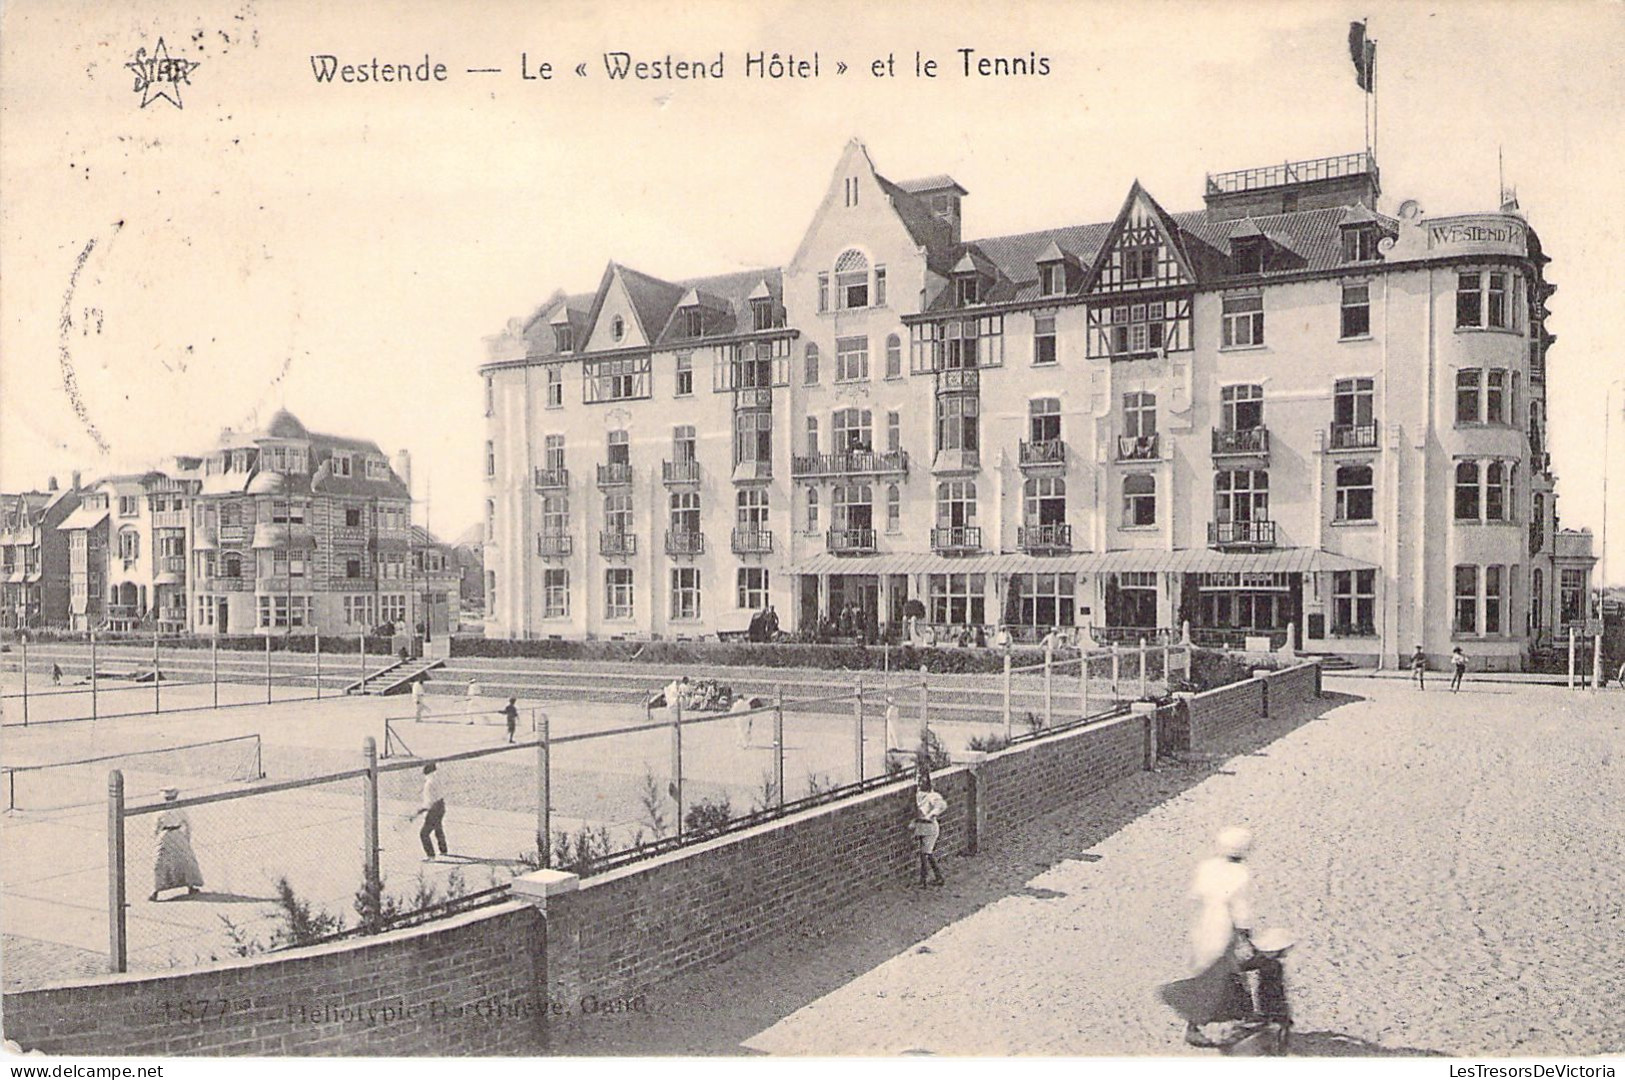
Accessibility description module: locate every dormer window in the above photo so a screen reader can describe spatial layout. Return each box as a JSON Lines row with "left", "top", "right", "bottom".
{"left": 1233, "top": 237, "right": 1266, "bottom": 275}
{"left": 955, "top": 276, "right": 980, "bottom": 307}
{"left": 1342, "top": 225, "right": 1379, "bottom": 262}
{"left": 835, "top": 249, "right": 870, "bottom": 309}
{"left": 554, "top": 325, "right": 574, "bottom": 352}
{"left": 683, "top": 307, "right": 705, "bottom": 338}
{"left": 751, "top": 298, "right": 775, "bottom": 331}
{"left": 1039, "top": 262, "right": 1066, "bottom": 297}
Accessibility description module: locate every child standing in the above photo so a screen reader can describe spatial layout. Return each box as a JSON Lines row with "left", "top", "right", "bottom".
{"left": 1450, "top": 647, "right": 1468, "bottom": 693}
{"left": 1410, "top": 645, "right": 1427, "bottom": 690}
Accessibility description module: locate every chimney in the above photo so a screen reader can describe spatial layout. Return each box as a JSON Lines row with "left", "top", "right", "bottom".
{"left": 71, "top": 470, "right": 81, "bottom": 491}
{"left": 394, "top": 449, "right": 412, "bottom": 494}
{"left": 47, "top": 476, "right": 59, "bottom": 492}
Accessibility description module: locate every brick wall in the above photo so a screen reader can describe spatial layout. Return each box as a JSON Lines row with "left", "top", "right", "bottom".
{"left": 544, "top": 769, "right": 972, "bottom": 1009}
{"left": 975, "top": 711, "right": 1147, "bottom": 842}
{"left": 1173, "top": 662, "right": 1321, "bottom": 752}
{"left": 3, "top": 904, "right": 543, "bottom": 1056}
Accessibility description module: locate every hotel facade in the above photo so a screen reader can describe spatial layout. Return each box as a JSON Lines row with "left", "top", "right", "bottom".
{"left": 480, "top": 141, "right": 1593, "bottom": 669}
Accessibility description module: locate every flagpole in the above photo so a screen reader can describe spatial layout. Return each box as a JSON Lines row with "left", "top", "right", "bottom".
{"left": 1363, "top": 18, "right": 1372, "bottom": 160}
{"left": 1371, "top": 26, "right": 1379, "bottom": 165}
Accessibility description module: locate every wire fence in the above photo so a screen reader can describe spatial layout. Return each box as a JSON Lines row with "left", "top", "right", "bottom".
{"left": 0, "top": 633, "right": 398, "bottom": 727}
{"left": 4, "top": 734, "right": 262, "bottom": 812}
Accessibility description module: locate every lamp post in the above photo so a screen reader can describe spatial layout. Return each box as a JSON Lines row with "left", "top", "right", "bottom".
{"left": 1602, "top": 378, "right": 1625, "bottom": 609}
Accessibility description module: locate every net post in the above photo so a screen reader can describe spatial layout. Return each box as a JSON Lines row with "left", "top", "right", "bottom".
{"left": 537, "top": 712, "right": 551, "bottom": 867}
{"left": 773, "top": 688, "right": 785, "bottom": 810}
{"left": 1080, "top": 647, "right": 1090, "bottom": 718}
{"left": 19, "top": 637, "right": 26, "bottom": 727}
{"left": 315, "top": 630, "right": 322, "bottom": 700}
{"left": 91, "top": 630, "right": 98, "bottom": 721}
{"left": 360, "top": 628, "right": 366, "bottom": 690}
{"left": 1002, "top": 650, "right": 1012, "bottom": 738}
{"left": 1111, "top": 643, "right": 1121, "bottom": 700}
{"left": 852, "top": 677, "right": 864, "bottom": 783}
{"left": 107, "top": 769, "right": 126, "bottom": 973}
{"left": 1043, "top": 636, "right": 1054, "bottom": 729}
{"left": 919, "top": 665, "right": 929, "bottom": 751}
{"left": 153, "top": 632, "right": 161, "bottom": 715}
{"left": 670, "top": 699, "right": 685, "bottom": 838}
{"left": 1163, "top": 640, "right": 1172, "bottom": 689}
{"left": 362, "top": 737, "right": 380, "bottom": 892}
{"left": 255, "top": 734, "right": 264, "bottom": 779}
{"left": 1139, "top": 638, "right": 1149, "bottom": 698}
{"left": 265, "top": 632, "right": 272, "bottom": 704}
{"left": 212, "top": 634, "right": 219, "bottom": 709}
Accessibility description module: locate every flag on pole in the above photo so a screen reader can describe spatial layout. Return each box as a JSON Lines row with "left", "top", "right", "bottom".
{"left": 1348, "top": 21, "right": 1376, "bottom": 92}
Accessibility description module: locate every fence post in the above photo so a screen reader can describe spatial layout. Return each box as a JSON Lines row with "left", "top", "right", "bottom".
{"left": 852, "top": 677, "right": 865, "bottom": 783}
{"left": 670, "top": 699, "right": 684, "bottom": 836}
{"left": 1080, "top": 647, "right": 1090, "bottom": 717}
{"left": 538, "top": 712, "right": 551, "bottom": 864}
{"left": 773, "top": 687, "right": 786, "bottom": 809}
{"left": 265, "top": 633, "right": 273, "bottom": 704}
{"left": 19, "top": 637, "right": 26, "bottom": 727}
{"left": 1002, "top": 650, "right": 1013, "bottom": 739}
{"left": 90, "top": 630, "right": 98, "bottom": 721}
{"left": 212, "top": 634, "right": 219, "bottom": 709}
{"left": 107, "top": 769, "right": 126, "bottom": 973}
{"left": 1568, "top": 627, "right": 1576, "bottom": 689}
{"left": 360, "top": 628, "right": 367, "bottom": 692}
{"left": 1592, "top": 633, "right": 1603, "bottom": 694}
{"left": 1163, "top": 640, "right": 1171, "bottom": 688}
{"left": 1043, "top": 636, "right": 1054, "bottom": 728}
{"left": 1111, "top": 642, "right": 1121, "bottom": 700}
{"left": 362, "top": 737, "right": 380, "bottom": 891}
{"left": 153, "top": 632, "right": 161, "bottom": 715}
{"left": 315, "top": 630, "right": 322, "bottom": 700}
{"left": 919, "top": 666, "right": 930, "bottom": 751}
{"left": 1139, "top": 638, "right": 1148, "bottom": 699}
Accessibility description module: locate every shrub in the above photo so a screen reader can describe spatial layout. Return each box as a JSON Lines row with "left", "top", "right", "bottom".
{"left": 684, "top": 795, "right": 732, "bottom": 837}
{"left": 638, "top": 767, "right": 670, "bottom": 840}
{"left": 552, "top": 824, "right": 615, "bottom": 876}
{"left": 919, "top": 728, "right": 952, "bottom": 773}
{"left": 966, "top": 731, "right": 1012, "bottom": 753}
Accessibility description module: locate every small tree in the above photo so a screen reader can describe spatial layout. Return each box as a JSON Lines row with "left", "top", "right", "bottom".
{"left": 638, "top": 766, "right": 670, "bottom": 840}
{"left": 268, "top": 877, "right": 344, "bottom": 948}
{"left": 684, "top": 795, "right": 732, "bottom": 837}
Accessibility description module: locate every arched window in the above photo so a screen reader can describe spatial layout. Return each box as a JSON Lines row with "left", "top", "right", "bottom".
{"left": 805, "top": 488, "right": 820, "bottom": 533}
{"left": 1454, "top": 461, "right": 1481, "bottom": 520}
{"left": 803, "top": 342, "right": 820, "bottom": 385}
{"left": 885, "top": 334, "right": 902, "bottom": 379}
{"left": 835, "top": 249, "right": 870, "bottom": 309}
{"left": 886, "top": 484, "right": 901, "bottom": 532}
{"left": 805, "top": 415, "right": 819, "bottom": 456}
{"left": 1123, "top": 474, "right": 1156, "bottom": 527}
{"left": 611, "top": 315, "right": 625, "bottom": 342}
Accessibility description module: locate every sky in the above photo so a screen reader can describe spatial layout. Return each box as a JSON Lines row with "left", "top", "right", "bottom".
{"left": 3, "top": 0, "right": 1623, "bottom": 579}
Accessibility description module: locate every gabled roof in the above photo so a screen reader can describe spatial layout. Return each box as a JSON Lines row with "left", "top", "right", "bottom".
{"left": 873, "top": 173, "right": 960, "bottom": 273}
{"left": 894, "top": 174, "right": 967, "bottom": 197}
{"left": 1082, "top": 180, "right": 1201, "bottom": 292}
{"left": 583, "top": 263, "right": 688, "bottom": 349}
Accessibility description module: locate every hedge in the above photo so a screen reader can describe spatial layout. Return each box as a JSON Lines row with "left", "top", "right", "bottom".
{"left": 0, "top": 629, "right": 392, "bottom": 655}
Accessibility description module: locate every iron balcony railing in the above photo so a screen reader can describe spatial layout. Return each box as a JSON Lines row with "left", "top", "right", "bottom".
{"left": 1328, "top": 422, "right": 1379, "bottom": 450}
{"left": 1019, "top": 439, "right": 1067, "bottom": 468}
{"left": 596, "top": 462, "right": 632, "bottom": 487}
{"left": 931, "top": 526, "right": 982, "bottom": 553}
{"left": 790, "top": 449, "right": 909, "bottom": 478}
{"left": 1211, "top": 426, "right": 1270, "bottom": 456}
{"left": 665, "top": 529, "right": 706, "bottom": 557}
{"left": 533, "top": 466, "right": 569, "bottom": 491}
{"left": 1208, "top": 520, "right": 1277, "bottom": 548}
{"left": 599, "top": 531, "right": 636, "bottom": 557}
{"left": 731, "top": 528, "right": 773, "bottom": 555}
{"left": 663, "top": 459, "right": 700, "bottom": 485}
{"left": 826, "top": 527, "right": 876, "bottom": 554}
{"left": 536, "top": 533, "right": 573, "bottom": 558}
{"left": 1117, "top": 434, "right": 1160, "bottom": 461}
{"left": 1205, "top": 151, "right": 1376, "bottom": 195}
{"left": 935, "top": 367, "right": 980, "bottom": 394}
{"left": 1017, "top": 523, "right": 1071, "bottom": 552}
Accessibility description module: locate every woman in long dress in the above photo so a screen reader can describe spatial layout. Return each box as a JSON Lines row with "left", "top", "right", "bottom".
{"left": 1159, "top": 826, "right": 1256, "bottom": 1046}
{"left": 150, "top": 788, "right": 203, "bottom": 901}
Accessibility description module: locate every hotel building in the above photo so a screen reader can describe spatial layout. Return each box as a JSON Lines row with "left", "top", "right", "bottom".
{"left": 481, "top": 141, "right": 1592, "bottom": 668}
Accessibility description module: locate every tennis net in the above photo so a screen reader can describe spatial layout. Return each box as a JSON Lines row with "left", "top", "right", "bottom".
{"left": 3, "top": 734, "right": 264, "bottom": 812}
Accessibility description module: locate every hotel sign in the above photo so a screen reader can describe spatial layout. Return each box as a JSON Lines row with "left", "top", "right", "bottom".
{"left": 1426, "top": 214, "right": 1528, "bottom": 257}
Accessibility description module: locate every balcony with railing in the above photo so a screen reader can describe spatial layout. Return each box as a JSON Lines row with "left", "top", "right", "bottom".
{"left": 536, "top": 533, "right": 573, "bottom": 558}
{"left": 1328, "top": 422, "right": 1379, "bottom": 451}
{"left": 1205, "top": 151, "right": 1377, "bottom": 196}
{"left": 152, "top": 509, "right": 189, "bottom": 530}
{"left": 533, "top": 466, "right": 569, "bottom": 491}
{"left": 1018, "top": 523, "right": 1072, "bottom": 553}
{"left": 596, "top": 462, "right": 633, "bottom": 487}
{"left": 826, "top": 527, "right": 876, "bottom": 555}
{"left": 731, "top": 528, "right": 774, "bottom": 555}
{"left": 1211, "top": 426, "right": 1270, "bottom": 458}
{"left": 599, "top": 532, "right": 637, "bottom": 558}
{"left": 791, "top": 449, "right": 909, "bottom": 479}
{"left": 1208, "top": 520, "right": 1277, "bottom": 549}
{"left": 1117, "top": 434, "right": 1160, "bottom": 461}
{"left": 1019, "top": 439, "right": 1067, "bottom": 470}
{"left": 665, "top": 529, "right": 706, "bottom": 557}
{"left": 931, "top": 526, "right": 982, "bottom": 554}
{"left": 663, "top": 459, "right": 701, "bottom": 486}
{"left": 935, "top": 367, "right": 980, "bottom": 394}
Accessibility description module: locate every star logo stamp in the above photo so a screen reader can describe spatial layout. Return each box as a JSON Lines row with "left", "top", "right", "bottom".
{"left": 125, "top": 37, "right": 199, "bottom": 109}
